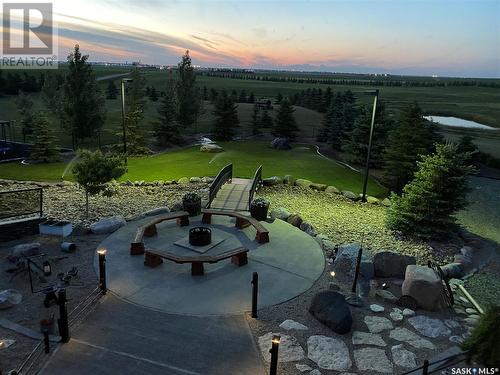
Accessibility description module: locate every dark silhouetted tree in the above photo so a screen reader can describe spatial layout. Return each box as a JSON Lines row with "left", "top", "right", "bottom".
{"left": 212, "top": 91, "right": 239, "bottom": 141}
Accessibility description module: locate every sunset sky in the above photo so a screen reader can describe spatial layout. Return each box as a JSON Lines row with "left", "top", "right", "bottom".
{"left": 4, "top": 0, "right": 500, "bottom": 77}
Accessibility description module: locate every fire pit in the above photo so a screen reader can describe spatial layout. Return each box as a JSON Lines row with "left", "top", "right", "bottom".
{"left": 189, "top": 227, "right": 212, "bottom": 246}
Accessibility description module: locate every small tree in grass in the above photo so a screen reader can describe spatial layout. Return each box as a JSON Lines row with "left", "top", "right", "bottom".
{"left": 386, "top": 143, "right": 474, "bottom": 239}
{"left": 212, "top": 91, "right": 239, "bottom": 141}
{"left": 30, "top": 112, "right": 60, "bottom": 163}
{"left": 272, "top": 97, "right": 298, "bottom": 140}
{"left": 72, "top": 150, "right": 127, "bottom": 216}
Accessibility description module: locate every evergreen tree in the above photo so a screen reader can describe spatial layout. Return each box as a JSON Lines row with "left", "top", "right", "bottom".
{"left": 386, "top": 143, "right": 474, "bottom": 239}
{"left": 321, "top": 87, "right": 333, "bottom": 113}
{"left": 106, "top": 80, "right": 118, "bottom": 99}
{"left": 344, "top": 101, "right": 392, "bottom": 167}
{"left": 154, "top": 77, "right": 182, "bottom": 146}
{"left": 324, "top": 93, "right": 345, "bottom": 149}
{"left": 176, "top": 50, "right": 200, "bottom": 127}
{"left": 260, "top": 109, "right": 273, "bottom": 128}
{"left": 383, "top": 102, "right": 441, "bottom": 193}
{"left": 15, "top": 91, "right": 35, "bottom": 142}
{"left": 202, "top": 85, "right": 208, "bottom": 100}
{"left": 123, "top": 67, "right": 148, "bottom": 154}
{"left": 61, "top": 45, "right": 106, "bottom": 149}
{"left": 41, "top": 73, "right": 62, "bottom": 114}
{"left": 239, "top": 90, "right": 247, "bottom": 103}
{"left": 209, "top": 88, "right": 218, "bottom": 103}
{"left": 212, "top": 91, "right": 239, "bottom": 141}
{"left": 276, "top": 92, "right": 283, "bottom": 104}
{"left": 251, "top": 103, "right": 261, "bottom": 135}
{"left": 72, "top": 150, "right": 126, "bottom": 217}
{"left": 272, "top": 98, "right": 298, "bottom": 139}
{"left": 248, "top": 92, "right": 255, "bottom": 103}
{"left": 29, "top": 112, "right": 60, "bottom": 163}
{"left": 149, "top": 87, "right": 159, "bottom": 102}
{"left": 230, "top": 89, "right": 238, "bottom": 102}
{"left": 457, "top": 135, "right": 479, "bottom": 162}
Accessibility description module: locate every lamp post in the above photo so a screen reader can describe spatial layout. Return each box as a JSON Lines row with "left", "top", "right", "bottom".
{"left": 269, "top": 335, "right": 281, "bottom": 375}
{"left": 121, "top": 78, "right": 133, "bottom": 164}
{"left": 97, "top": 249, "right": 107, "bottom": 294}
{"left": 361, "top": 89, "right": 379, "bottom": 202}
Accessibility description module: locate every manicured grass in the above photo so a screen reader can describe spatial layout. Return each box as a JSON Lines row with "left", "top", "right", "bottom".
{"left": 0, "top": 141, "right": 387, "bottom": 197}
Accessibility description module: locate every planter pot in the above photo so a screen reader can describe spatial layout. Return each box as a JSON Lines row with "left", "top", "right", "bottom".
{"left": 250, "top": 204, "right": 269, "bottom": 221}
{"left": 183, "top": 199, "right": 202, "bottom": 217}
{"left": 39, "top": 220, "right": 73, "bottom": 237}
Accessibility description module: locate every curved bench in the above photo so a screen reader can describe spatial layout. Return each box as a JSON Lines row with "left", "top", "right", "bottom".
{"left": 201, "top": 209, "right": 269, "bottom": 244}
{"left": 144, "top": 247, "right": 249, "bottom": 276}
{"left": 130, "top": 211, "right": 190, "bottom": 255}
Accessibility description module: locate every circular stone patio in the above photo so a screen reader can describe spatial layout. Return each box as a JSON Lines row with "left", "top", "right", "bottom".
{"left": 94, "top": 214, "right": 324, "bottom": 316}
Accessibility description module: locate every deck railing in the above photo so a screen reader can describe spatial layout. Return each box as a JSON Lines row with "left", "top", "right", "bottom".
{"left": 206, "top": 163, "right": 233, "bottom": 208}
{"left": 248, "top": 165, "right": 262, "bottom": 208}
{"left": 0, "top": 187, "right": 43, "bottom": 220}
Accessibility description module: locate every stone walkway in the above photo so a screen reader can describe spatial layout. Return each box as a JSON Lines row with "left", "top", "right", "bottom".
{"left": 40, "top": 295, "right": 265, "bottom": 375}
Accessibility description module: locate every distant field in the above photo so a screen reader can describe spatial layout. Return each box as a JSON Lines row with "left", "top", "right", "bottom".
{"left": 0, "top": 142, "right": 387, "bottom": 197}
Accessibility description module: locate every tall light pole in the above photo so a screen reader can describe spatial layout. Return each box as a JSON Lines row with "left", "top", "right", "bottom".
{"left": 121, "top": 78, "right": 133, "bottom": 164}
{"left": 361, "top": 89, "right": 379, "bottom": 202}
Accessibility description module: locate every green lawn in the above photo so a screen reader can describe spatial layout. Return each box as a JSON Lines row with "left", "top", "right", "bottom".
{"left": 0, "top": 141, "right": 387, "bottom": 197}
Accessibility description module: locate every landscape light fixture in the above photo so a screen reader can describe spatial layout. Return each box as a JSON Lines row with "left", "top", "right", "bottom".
{"left": 269, "top": 335, "right": 281, "bottom": 375}
{"left": 361, "top": 89, "right": 379, "bottom": 202}
{"left": 42, "top": 261, "right": 52, "bottom": 277}
{"left": 97, "top": 249, "right": 107, "bottom": 294}
{"left": 121, "top": 78, "right": 133, "bottom": 163}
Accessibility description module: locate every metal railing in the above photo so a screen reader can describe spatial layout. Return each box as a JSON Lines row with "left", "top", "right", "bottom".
{"left": 206, "top": 163, "right": 233, "bottom": 208}
{"left": 248, "top": 165, "right": 262, "bottom": 208}
{"left": 0, "top": 187, "right": 43, "bottom": 220}
{"left": 401, "top": 350, "right": 469, "bottom": 375}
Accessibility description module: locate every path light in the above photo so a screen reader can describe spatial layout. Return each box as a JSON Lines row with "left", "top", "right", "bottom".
{"left": 330, "top": 271, "right": 336, "bottom": 277}
{"left": 251, "top": 272, "right": 259, "bottom": 318}
{"left": 42, "top": 261, "right": 52, "bottom": 277}
{"left": 361, "top": 89, "right": 379, "bottom": 202}
{"left": 269, "top": 335, "right": 281, "bottom": 375}
{"left": 97, "top": 249, "right": 107, "bottom": 294}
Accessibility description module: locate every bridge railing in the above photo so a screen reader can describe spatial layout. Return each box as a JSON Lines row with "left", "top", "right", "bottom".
{"left": 206, "top": 163, "right": 233, "bottom": 208}
{"left": 0, "top": 187, "right": 43, "bottom": 220}
{"left": 248, "top": 165, "right": 262, "bottom": 208}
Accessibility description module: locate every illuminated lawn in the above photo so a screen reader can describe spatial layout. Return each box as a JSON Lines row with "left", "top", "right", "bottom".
{"left": 0, "top": 141, "right": 387, "bottom": 197}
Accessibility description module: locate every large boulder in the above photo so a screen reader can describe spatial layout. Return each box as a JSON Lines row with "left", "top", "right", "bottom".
{"left": 310, "top": 183, "right": 327, "bottom": 191}
{"left": 142, "top": 207, "right": 170, "bottom": 217}
{"left": 295, "top": 179, "right": 313, "bottom": 188}
{"left": 287, "top": 214, "right": 303, "bottom": 228}
{"left": 325, "top": 185, "right": 340, "bottom": 194}
{"left": 200, "top": 144, "right": 223, "bottom": 153}
{"left": 263, "top": 176, "right": 282, "bottom": 186}
{"left": 283, "top": 175, "right": 296, "bottom": 186}
{"left": 341, "top": 191, "right": 359, "bottom": 200}
{"left": 271, "top": 137, "right": 291, "bottom": 150}
{"left": 270, "top": 207, "right": 291, "bottom": 221}
{"left": 189, "top": 177, "right": 201, "bottom": 183}
{"left": 402, "top": 265, "right": 447, "bottom": 311}
{"left": 308, "top": 291, "right": 352, "bottom": 334}
{"left": 90, "top": 216, "right": 126, "bottom": 234}
{"left": 8, "top": 242, "right": 40, "bottom": 262}
{"left": 299, "top": 221, "right": 317, "bottom": 237}
{"left": 332, "top": 243, "right": 374, "bottom": 280}
{"left": 177, "top": 177, "right": 189, "bottom": 184}
{"left": 373, "top": 251, "right": 416, "bottom": 278}
{"left": 0, "top": 289, "right": 23, "bottom": 310}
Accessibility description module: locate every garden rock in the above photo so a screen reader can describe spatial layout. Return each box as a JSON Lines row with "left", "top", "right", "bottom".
{"left": 310, "top": 183, "right": 327, "bottom": 191}
{"left": 307, "top": 335, "right": 352, "bottom": 371}
{"left": 300, "top": 221, "right": 317, "bottom": 236}
{"left": 370, "top": 304, "right": 385, "bottom": 313}
{"left": 8, "top": 242, "right": 40, "bottom": 262}
{"left": 444, "top": 319, "right": 460, "bottom": 329}
{"left": 270, "top": 207, "right": 291, "bottom": 221}
{"left": 389, "top": 328, "right": 435, "bottom": 349}
{"left": 258, "top": 332, "right": 304, "bottom": 362}
{"left": 375, "top": 289, "right": 398, "bottom": 303}
{"left": 200, "top": 144, "right": 223, "bottom": 153}
{"left": 407, "top": 316, "right": 450, "bottom": 338}
{"left": 352, "top": 331, "right": 386, "bottom": 346}
{"left": 354, "top": 347, "right": 393, "bottom": 373}
{"left": 325, "top": 185, "right": 340, "bottom": 194}
{"left": 391, "top": 344, "right": 417, "bottom": 368}
{"left": 287, "top": 214, "right": 303, "bottom": 228}
{"left": 308, "top": 291, "right": 352, "bottom": 334}
{"left": 402, "top": 308, "right": 415, "bottom": 317}
{"left": 366, "top": 196, "right": 380, "bottom": 204}
{"left": 373, "top": 251, "right": 416, "bottom": 278}
{"left": 271, "top": 137, "right": 291, "bottom": 150}
{"left": 381, "top": 198, "right": 391, "bottom": 207}
{"left": 402, "top": 265, "right": 447, "bottom": 311}
{"left": 296, "top": 179, "right": 313, "bottom": 188}
{"left": 0, "top": 290, "right": 23, "bottom": 310}
{"left": 341, "top": 191, "right": 359, "bottom": 200}
{"left": 189, "top": 177, "right": 201, "bottom": 183}
{"left": 333, "top": 243, "right": 374, "bottom": 280}
{"left": 320, "top": 239, "right": 336, "bottom": 254}
{"left": 296, "top": 364, "right": 313, "bottom": 372}
{"left": 90, "top": 216, "right": 126, "bottom": 234}
{"left": 390, "top": 309, "right": 404, "bottom": 322}
{"left": 263, "top": 176, "right": 282, "bottom": 186}
{"left": 364, "top": 316, "right": 393, "bottom": 333}
{"left": 283, "top": 175, "right": 296, "bottom": 185}
{"left": 177, "top": 177, "right": 189, "bottom": 184}
{"left": 279, "top": 319, "right": 308, "bottom": 330}
{"left": 142, "top": 206, "right": 170, "bottom": 217}
{"left": 309, "top": 370, "right": 321, "bottom": 375}
{"left": 201, "top": 176, "right": 214, "bottom": 183}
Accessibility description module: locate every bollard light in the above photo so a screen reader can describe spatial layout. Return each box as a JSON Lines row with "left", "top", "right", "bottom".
{"left": 330, "top": 271, "right": 336, "bottom": 277}
{"left": 43, "top": 261, "right": 52, "bottom": 276}
{"left": 57, "top": 289, "right": 70, "bottom": 343}
{"left": 97, "top": 249, "right": 107, "bottom": 294}
{"left": 251, "top": 272, "right": 258, "bottom": 318}
{"left": 269, "top": 334, "right": 281, "bottom": 375}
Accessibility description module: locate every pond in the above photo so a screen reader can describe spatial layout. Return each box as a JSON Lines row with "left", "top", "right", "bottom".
{"left": 423, "top": 115, "right": 496, "bottom": 130}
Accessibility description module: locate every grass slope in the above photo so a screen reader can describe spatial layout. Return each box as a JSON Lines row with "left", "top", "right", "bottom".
{"left": 0, "top": 142, "right": 387, "bottom": 197}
